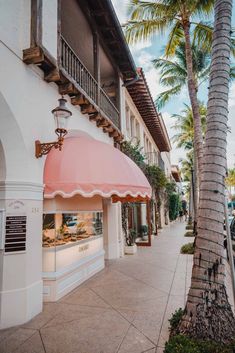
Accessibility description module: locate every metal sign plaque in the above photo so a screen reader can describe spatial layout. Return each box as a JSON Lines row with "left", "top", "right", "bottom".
{"left": 5, "top": 215, "right": 27, "bottom": 252}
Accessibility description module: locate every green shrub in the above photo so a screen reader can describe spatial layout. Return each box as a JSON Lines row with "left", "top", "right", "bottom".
{"left": 184, "top": 231, "right": 194, "bottom": 237}
{"left": 164, "top": 335, "right": 235, "bottom": 353}
{"left": 180, "top": 242, "right": 194, "bottom": 254}
{"left": 186, "top": 225, "right": 194, "bottom": 230}
{"left": 164, "top": 335, "right": 200, "bottom": 353}
{"left": 169, "top": 308, "right": 184, "bottom": 333}
{"left": 169, "top": 193, "right": 181, "bottom": 221}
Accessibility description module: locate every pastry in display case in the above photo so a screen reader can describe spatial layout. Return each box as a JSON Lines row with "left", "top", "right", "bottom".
{"left": 42, "top": 212, "right": 103, "bottom": 247}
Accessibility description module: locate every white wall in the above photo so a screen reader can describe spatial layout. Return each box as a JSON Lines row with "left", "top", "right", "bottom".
{"left": 123, "top": 89, "right": 160, "bottom": 161}
{"left": 161, "top": 151, "right": 171, "bottom": 178}
{"left": 42, "top": 0, "right": 58, "bottom": 59}
{"left": 0, "top": 0, "right": 31, "bottom": 58}
{"left": 0, "top": 3, "right": 114, "bottom": 328}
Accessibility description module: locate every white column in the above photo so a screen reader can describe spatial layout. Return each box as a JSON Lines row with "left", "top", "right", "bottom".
{"left": 140, "top": 203, "right": 147, "bottom": 226}
{"left": 42, "top": 0, "right": 58, "bottom": 59}
{"left": 102, "top": 199, "right": 121, "bottom": 259}
{"left": 0, "top": 181, "right": 43, "bottom": 329}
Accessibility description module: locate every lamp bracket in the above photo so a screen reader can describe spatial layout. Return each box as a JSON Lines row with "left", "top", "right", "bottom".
{"left": 35, "top": 137, "right": 64, "bottom": 158}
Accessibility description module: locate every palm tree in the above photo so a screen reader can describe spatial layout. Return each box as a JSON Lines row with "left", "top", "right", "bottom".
{"left": 172, "top": 103, "right": 206, "bottom": 150}
{"left": 173, "top": 103, "right": 206, "bottom": 220}
{"left": 125, "top": 0, "right": 215, "bottom": 180}
{"left": 179, "top": 0, "right": 235, "bottom": 342}
{"left": 154, "top": 43, "right": 210, "bottom": 109}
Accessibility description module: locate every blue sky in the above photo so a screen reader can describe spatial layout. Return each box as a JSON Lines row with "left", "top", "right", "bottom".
{"left": 111, "top": 0, "right": 235, "bottom": 168}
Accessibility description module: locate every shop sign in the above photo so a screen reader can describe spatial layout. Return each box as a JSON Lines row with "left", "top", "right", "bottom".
{"left": 79, "top": 244, "right": 89, "bottom": 252}
{"left": 5, "top": 215, "right": 27, "bottom": 253}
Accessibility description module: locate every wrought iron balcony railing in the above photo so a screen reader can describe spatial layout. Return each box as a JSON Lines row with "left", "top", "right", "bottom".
{"left": 60, "top": 36, "right": 120, "bottom": 129}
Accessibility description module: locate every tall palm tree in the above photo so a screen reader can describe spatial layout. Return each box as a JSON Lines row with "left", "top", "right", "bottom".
{"left": 125, "top": 0, "right": 215, "bottom": 180}
{"left": 179, "top": 0, "right": 235, "bottom": 342}
{"left": 154, "top": 43, "right": 210, "bottom": 110}
{"left": 173, "top": 103, "right": 206, "bottom": 227}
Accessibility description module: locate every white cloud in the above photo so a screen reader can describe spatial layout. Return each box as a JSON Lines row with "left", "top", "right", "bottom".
{"left": 130, "top": 40, "right": 152, "bottom": 53}
{"left": 111, "top": 0, "right": 128, "bottom": 24}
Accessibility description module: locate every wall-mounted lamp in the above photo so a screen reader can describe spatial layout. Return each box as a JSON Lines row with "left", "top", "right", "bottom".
{"left": 35, "top": 97, "right": 72, "bottom": 158}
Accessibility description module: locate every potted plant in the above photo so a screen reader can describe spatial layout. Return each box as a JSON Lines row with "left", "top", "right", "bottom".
{"left": 140, "top": 225, "right": 148, "bottom": 241}
{"left": 125, "top": 228, "right": 137, "bottom": 255}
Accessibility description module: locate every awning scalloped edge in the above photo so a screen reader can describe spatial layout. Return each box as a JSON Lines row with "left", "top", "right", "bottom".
{"left": 44, "top": 188, "right": 151, "bottom": 199}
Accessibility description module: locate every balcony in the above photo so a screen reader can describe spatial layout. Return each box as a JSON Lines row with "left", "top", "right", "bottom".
{"left": 60, "top": 36, "right": 120, "bottom": 130}
{"left": 23, "top": 39, "right": 122, "bottom": 143}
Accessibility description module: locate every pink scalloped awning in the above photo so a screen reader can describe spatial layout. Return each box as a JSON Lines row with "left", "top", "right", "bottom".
{"left": 44, "top": 136, "right": 151, "bottom": 199}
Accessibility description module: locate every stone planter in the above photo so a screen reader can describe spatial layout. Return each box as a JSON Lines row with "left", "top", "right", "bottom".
{"left": 124, "top": 244, "right": 137, "bottom": 255}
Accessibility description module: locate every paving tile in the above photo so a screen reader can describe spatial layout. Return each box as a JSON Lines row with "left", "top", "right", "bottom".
{"left": 1, "top": 222, "right": 192, "bottom": 353}
{"left": 0, "top": 326, "right": 18, "bottom": 344}
{"left": 156, "top": 347, "right": 164, "bottom": 353}
{"left": 43, "top": 303, "right": 111, "bottom": 328}
{"left": 91, "top": 278, "right": 167, "bottom": 311}
{"left": 40, "top": 310, "right": 129, "bottom": 353}
{"left": 61, "top": 286, "right": 111, "bottom": 308}
{"left": 117, "top": 325, "right": 155, "bottom": 353}
{"left": 0, "top": 328, "right": 36, "bottom": 353}
{"left": 14, "top": 332, "right": 45, "bottom": 353}
{"left": 23, "top": 302, "right": 60, "bottom": 330}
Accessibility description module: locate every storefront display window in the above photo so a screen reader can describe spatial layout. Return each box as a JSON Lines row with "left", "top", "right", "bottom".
{"left": 43, "top": 211, "right": 103, "bottom": 247}
{"left": 128, "top": 202, "right": 151, "bottom": 246}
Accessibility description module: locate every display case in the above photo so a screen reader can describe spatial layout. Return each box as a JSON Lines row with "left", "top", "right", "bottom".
{"left": 43, "top": 211, "right": 103, "bottom": 247}
{"left": 42, "top": 210, "right": 105, "bottom": 302}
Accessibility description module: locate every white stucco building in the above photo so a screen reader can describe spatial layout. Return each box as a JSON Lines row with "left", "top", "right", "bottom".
{"left": 0, "top": 0, "right": 171, "bottom": 329}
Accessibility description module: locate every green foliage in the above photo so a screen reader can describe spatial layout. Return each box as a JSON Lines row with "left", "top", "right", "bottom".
{"left": 121, "top": 140, "right": 145, "bottom": 170}
{"left": 145, "top": 164, "right": 167, "bottom": 192}
{"left": 226, "top": 168, "right": 235, "bottom": 188}
{"left": 172, "top": 103, "right": 207, "bottom": 150}
{"left": 126, "top": 228, "right": 137, "bottom": 246}
{"left": 169, "top": 192, "right": 180, "bottom": 221}
{"left": 122, "top": 141, "right": 167, "bottom": 192}
{"left": 184, "top": 231, "right": 195, "bottom": 237}
{"left": 140, "top": 225, "right": 148, "bottom": 235}
{"left": 186, "top": 224, "right": 194, "bottom": 230}
{"left": 165, "top": 181, "right": 176, "bottom": 195}
{"left": 153, "top": 46, "right": 210, "bottom": 109}
{"left": 169, "top": 308, "right": 184, "bottom": 332}
{"left": 164, "top": 335, "right": 235, "bottom": 353}
{"left": 180, "top": 242, "right": 195, "bottom": 254}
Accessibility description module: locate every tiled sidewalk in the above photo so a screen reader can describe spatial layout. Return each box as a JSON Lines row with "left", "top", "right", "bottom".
{"left": 0, "top": 222, "right": 196, "bottom": 353}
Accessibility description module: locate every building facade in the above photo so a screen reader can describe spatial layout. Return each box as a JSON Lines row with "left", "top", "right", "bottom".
{"left": 0, "top": 0, "right": 170, "bottom": 329}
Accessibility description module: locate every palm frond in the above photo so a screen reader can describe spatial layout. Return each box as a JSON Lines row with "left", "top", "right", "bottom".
{"left": 230, "top": 66, "right": 235, "bottom": 81}
{"left": 155, "top": 84, "right": 182, "bottom": 110}
{"left": 192, "top": 0, "right": 214, "bottom": 18}
{"left": 127, "top": 1, "right": 173, "bottom": 21}
{"left": 125, "top": 18, "right": 172, "bottom": 44}
{"left": 192, "top": 21, "right": 213, "bottom": 52}
{"left": 164, "top": 21, "right": 184, "bottom": 57}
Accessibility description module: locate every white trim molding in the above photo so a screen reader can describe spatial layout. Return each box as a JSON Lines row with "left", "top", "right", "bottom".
{"left": 0, "top": 181, "right": 43, "bottom": 200}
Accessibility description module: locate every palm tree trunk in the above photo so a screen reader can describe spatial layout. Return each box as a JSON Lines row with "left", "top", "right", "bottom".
{"left": 179, "top": 0, "right": 235, "bottom": 343}
{"left": 183, "top": 21, "right": 204, "bottom": 186}
{"left": 193, "top": 145, "right": 198, "bottom": 232}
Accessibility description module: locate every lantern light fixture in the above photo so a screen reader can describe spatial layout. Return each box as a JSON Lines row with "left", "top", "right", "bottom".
{"left": 35, "top": 97, "right": 72, "bottom": 158}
